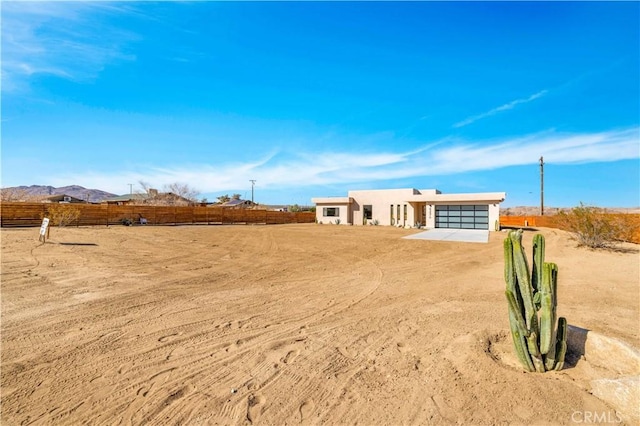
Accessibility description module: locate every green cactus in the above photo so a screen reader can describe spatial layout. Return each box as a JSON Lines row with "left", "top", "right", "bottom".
{"left": 504, "top": 229, "right": 567, "bottom": 372}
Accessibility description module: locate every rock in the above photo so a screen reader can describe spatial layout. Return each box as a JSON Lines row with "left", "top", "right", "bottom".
{"left": 590, "top": 376, "right": 639, "bottom": 424}
{"left": 567, "top": 325, "right": 640, "bottom": 423}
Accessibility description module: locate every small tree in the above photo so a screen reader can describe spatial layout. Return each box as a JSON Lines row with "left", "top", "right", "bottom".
{"left": 45, "top": 204, "right": 81, "bottom": 227}
{"left": 164, "top": 183, "right": 199, "bottom": 205}
{"left": 137, "top": 181, "right": 199, "bottom": 206}
{"left": 217, "top": 194, "right": 230, "bottom": 203}
{"left": 554, "top": 203, "right": 633, "bottom": 249}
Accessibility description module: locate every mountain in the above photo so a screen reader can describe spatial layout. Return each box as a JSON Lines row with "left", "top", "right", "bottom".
{"left": 1, "top": 185, "right": 117, "bottom": 203}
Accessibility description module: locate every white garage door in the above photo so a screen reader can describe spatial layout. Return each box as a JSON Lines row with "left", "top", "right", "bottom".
{"left": 435, "top": 205, "right": 489, "bottom": 230}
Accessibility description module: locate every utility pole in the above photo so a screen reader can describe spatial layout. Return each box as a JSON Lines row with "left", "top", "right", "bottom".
{"left": 539, "top": 156, "right": 544, "bottom": 216}
{"left": 249, "top": 180, "right": 256, "bottom": 204}
{"left": 128, "top": 183, "right": 133, "bottom": 195}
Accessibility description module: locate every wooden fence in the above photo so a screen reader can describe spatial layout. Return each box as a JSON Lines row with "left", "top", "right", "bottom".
{"left": 0, "top": 203, "right": 315, "bottom": 227}
{"left": 500, "top": 214, "right": 640, "bottom": 244}
{"left": 499, "top": 215, "right": 556, "bottom": 228}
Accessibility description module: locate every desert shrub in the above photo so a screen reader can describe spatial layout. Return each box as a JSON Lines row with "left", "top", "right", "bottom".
{"left": 554, "top": 203, "right": 636, "bottom": 249}
{"left": 45, "top": 204, "right": 81, "bottom": 227}
{"left": 335, "top": 218, "right": 341, "bottom": 225}
{"left": 611, "top": 214, "right": 640, "bottom": 244}
{"left": 372, "top": 219, "right": 379, "bottom": 226}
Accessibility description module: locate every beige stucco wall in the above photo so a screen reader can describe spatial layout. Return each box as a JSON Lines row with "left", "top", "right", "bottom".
{"left": 312, "top": 197, "right": 352, "bottom": 225}
{"left": 312, "top": 188, "right": 506, "bottom": 230}
{"left": 348, "top": 189, "right": 421, "bottom": 227}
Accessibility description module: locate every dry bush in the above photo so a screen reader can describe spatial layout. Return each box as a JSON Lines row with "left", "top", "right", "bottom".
{"left": 45, "top": 204, "right": 81, "bottom": 227}
{"left": 554, "top": 203, "right": 638, "bottom": 248}
{"left": 611, "top": 214, "right": 640, "bottom": 244}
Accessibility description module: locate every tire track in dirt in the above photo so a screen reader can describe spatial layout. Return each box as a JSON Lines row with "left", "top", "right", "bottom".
{"left": 2, "top": 225, "right": 393, "bottom": 424}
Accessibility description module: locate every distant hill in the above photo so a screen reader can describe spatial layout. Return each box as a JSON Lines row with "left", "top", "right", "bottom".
{"left": 1, "top": 185, "right": 117, "bottom": 203}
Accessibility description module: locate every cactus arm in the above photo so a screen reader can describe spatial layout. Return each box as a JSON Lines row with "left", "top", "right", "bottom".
{"left": 505, "top": 290, "right": 529, "bottom": 336}
{"left": 509, "top": 231, "right": 537, "bottom": 331}
{"left": 552, "top": 264, "right": 558, "bottom": 311}
{"left": 539, "top": 262, "right": 557, "bottom": 354}
{"left": 553, "top": 317, "right": 568, "bottom": 371}
{"left": 546, "top": 264, "right": 561, "bottom": 370}
{"left": 532, "top": 234, "right": 545, "bottom": 297}
{"left": 505, "top": 233, "right": 536, "bottom": 372}
{"left": 508, "top": 309, "right": 535, "bottom": 372}
{"left": 544, "top": 338, "right": 557, "bottom": 371}
{"left": 504, "top": 236, "right": 517, "bottom": 294}
{"left": 526, "top": 331, "right": 546, "bottom": 372}
{"left": 554, "top": 341, "right": 567, "bottom": 371}
{"left": 533, "top": 292, "right": 541, "bottom": 307}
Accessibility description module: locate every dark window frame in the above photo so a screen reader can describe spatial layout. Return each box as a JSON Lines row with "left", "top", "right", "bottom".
{"left": 323, "top": 207, "right": 340, "bottom": 217}
{"left": 363, "top": 205, "right": 373, "bottom": 220}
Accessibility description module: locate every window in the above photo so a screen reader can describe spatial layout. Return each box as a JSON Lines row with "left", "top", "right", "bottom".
{"left": 323, "top": 207, "right": 339, "bottom": 217}
{"left": 363, "top": 205, "right": 373, "bottom": 220}
{"left": 397, "top": 205, "right": 401, "bottom": 222}
{"left": 404, "top": 204, "right": 407, "bottom": 221}
{"left": 390, "top": 205, "right": 394, "bottom": 225}
{"left": 63, "top": 196, "right": 71, "bottom": 202}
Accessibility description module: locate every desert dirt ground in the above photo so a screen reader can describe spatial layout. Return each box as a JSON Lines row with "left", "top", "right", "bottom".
{"left": 1, "top": 224, "right": 638, "bottom": 425}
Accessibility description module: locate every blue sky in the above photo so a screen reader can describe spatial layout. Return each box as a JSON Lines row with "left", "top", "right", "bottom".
{"left": 2, "top": 1, "right": 638, "bottom": 207}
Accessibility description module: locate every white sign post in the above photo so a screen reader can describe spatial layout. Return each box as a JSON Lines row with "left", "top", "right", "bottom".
{"left": 39, "top": 217, "right": 50, "bottom": 243}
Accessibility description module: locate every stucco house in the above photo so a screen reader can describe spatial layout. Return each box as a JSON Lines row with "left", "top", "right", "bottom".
{"left": 219, "top": 199, "right": 256, "bottom": 209}
{"left": 312, "top": 188, "right": 506, "bottom": 231}
{"left": 43, "top": 194, "right": 87, "bottom": 204}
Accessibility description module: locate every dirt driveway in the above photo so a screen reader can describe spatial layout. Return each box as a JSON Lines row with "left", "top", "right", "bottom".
{"left": 1, "top": 224, "right": 638, "bottom": 424}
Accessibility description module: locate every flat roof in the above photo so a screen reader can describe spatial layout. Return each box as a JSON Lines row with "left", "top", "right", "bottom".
{"left": 311, "top": 197, "right": 353, "bottom": 204}
{"left": 408, "top": 192, "right": 506, "bottom": 203}
{"left": 312, "top": 190, "right": 505, "bottom": 205}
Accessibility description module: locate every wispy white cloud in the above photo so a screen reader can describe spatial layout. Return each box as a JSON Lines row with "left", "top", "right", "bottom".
{"left": 51, "top": 127, "right": 639, "bottom": 196}
{"left": 1, "top": 2, "right": 139, "bottom": 92}
{"left": 453, "top": 90, "right": 548, "bottom": 128}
